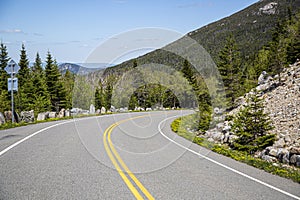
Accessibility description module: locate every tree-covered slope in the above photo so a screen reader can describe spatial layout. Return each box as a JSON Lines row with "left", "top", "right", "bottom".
{"left": 103, "top": 0, "right": 300, "bottom": 76}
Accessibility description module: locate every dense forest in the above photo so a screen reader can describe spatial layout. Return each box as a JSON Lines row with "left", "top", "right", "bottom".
{"left": 0, "top": 1, "right": 299, "bottom": 131}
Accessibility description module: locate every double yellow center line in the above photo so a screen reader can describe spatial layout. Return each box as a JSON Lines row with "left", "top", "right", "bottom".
{"left": 103, "top": 115, "right": 155, "bottom": 200}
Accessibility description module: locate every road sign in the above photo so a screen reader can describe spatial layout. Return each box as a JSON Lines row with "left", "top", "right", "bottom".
{"left": 5, "top": 59, "right": 20, "bottom": 74}
{"left": 7, "top": 78, "right": 18, "bottom": 91}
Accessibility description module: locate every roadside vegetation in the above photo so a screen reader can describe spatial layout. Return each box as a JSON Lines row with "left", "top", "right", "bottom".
{"left": 171, "top": 114, "right": 300, "bottom": 183}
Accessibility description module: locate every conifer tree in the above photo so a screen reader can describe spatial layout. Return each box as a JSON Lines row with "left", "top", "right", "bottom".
{"left": 31, "top": 52, "right": 51, "bottom": 113}
{"left": 16, "top": 44, "right": 34, "bottom": 111}
{"left": 62, "top": 69, "right": 75, "bottom": 109}
{"left": 232, "top": 90, "right": 275, "bottom": 154}
{"left": 18, "top": 44, "right": 30, "bottom": 86}
{"left": 45, "top": 52, "right": 66, "bottom": 112}
{"left": 0, "top": 42, "right": 10, "bottom": 112}
{"left": 217, "top": 34, "right": 241, "bottom": 109}
{"left": 287, "top": 21, "right": 300, "bottom": 64}
{"left": 94, "top": 80, "right": 104, "bottom": 110}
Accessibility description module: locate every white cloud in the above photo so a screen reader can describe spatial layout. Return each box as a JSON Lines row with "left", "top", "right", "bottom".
{"left": 0, "top": 29, "right": 24, "bottom": 34}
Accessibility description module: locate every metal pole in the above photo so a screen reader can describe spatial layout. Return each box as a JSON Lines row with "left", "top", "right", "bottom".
{"left": 11, "top": 68, "right": 14, "bottom": 123}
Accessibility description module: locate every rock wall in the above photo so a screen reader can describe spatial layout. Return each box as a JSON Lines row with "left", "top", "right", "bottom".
{"left": 202, "top": 60, "right": 300, "bottom": 167}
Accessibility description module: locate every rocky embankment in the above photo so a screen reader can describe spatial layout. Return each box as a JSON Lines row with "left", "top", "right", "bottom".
{"left": 203, "top": 60, "right": 300, "bottom": 167}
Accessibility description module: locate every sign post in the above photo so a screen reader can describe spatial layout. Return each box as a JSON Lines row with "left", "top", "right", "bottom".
{"left": 5, "top": 60, "right": 20, "bottom": 123}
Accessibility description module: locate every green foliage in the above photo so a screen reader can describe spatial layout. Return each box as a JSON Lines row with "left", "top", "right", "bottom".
{"left": 62, "top": 70, "right": 75, "bottom": 109}
{"left": 172, "top": 114, "right": 300, "bottom": 183}
{"left": 72, "top": 75, "right": 94, "bottom": 110}
{"left": 232, "top": 90, "right": 275, "bottom": 154}
{"left": 286, "top": 13, "right": 300, "bottom": 64}
{"left": 18, "top": 44, "right": 30, "bottom": 86}
{"left": 31, "top": 52, "right": 51, "bottom": 113}
{"left": 128, "top": 83, "right": 180, "bottom": 110}
{"left": 45, "top": 52, "right": 67, "bottom": 112}
{"left": 0, "top": 42, "right": 10, "bottom": 112}
{"left": 94, "top": 80, "right": 105, "bottom": 110}
{"left": 217, "top": 34, "right": 241, "bottom": 109}
{"left": 15, "top": 44, "right": 35, "bottom": 112}
{"left": 171, "top": 117, "right": 181, "bottom": 133}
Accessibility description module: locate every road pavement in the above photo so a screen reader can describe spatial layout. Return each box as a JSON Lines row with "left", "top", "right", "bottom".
{"left": 0, "top": 110, "right": 299, "bottom": 199}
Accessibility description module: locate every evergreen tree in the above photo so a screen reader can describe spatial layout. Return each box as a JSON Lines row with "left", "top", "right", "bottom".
{"left": 94, "top": 79, "right": 104, "bottom": 110}
{"left": 287, "top": 21, "right": 300, "bottom": 64}
{"left": 105, "top": 82, "right": 113, "bottom": 111}
{"left": 31, "top": 52, "right": 51, "bottom": 113}
{"left": 268, "top": 20, "right": 287, "bottom": 82}
{"left": 45, "top": 52, "right": 66, "bottom": 112}
{"left": 32, "top": 52, "right": 43, "bottom": 72}
{"left": 232, "top": 90, "right": 275, "bottom": 154}
{"left": 217, "top": 34, "right": 241, "bottom": 109}
{"left": 18, "top": 44, "right": 30, "bottom": 86}
{"left": 16, "top": 44, "right": 34, "bottom": 111}
{"left": 0, "top": 42, "right": 10, "bottom": 112}
{"left": 62, "top": 69, "right": 75, "bottom": 109}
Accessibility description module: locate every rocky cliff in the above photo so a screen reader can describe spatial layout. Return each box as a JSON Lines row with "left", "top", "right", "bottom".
{"left": 203, "top": 60, "right": 300, "bottom": 167}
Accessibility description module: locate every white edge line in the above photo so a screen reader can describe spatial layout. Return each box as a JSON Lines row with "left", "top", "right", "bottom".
{"left": 158, "top": 115, "right": 300, "bottom": 200}
{"left": 0, "top": 116, "right": 103, "bottom": 157}
{"left": 0, "top": 112, "right": 147, "bottom": 157}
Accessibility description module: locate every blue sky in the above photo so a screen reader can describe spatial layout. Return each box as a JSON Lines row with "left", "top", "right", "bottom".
{"left": 0, "top": 0, "right": 258, "bottom": 64}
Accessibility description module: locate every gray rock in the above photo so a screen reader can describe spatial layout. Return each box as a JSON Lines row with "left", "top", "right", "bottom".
{"left": 289, "top": 146, "right": 300, "bottom": 154}
{"left": 277, "top": 148, "right": 289, "bottom": 163}
{"left": 222, "top": 125, "right": 231, "bottom": 133}
{"left": 146, "top": 108, "right": 152, "bottom": 111}
{"left": 48, "top": 112, "right": 56, "bottom": 119}
{"left": 269, "top": 148, "right": 278, "bottom": 157}
{"left": 0, "top": 112, "right": 5, "bottom": 125}
{"left": 208, "top": 138, "right": 214, "bottom": 143}
{"left": 95, "top": 109, "right": 101, "bottom": 114}
{"left": 89, "top": 104, "right": 95, "bottom": 114}
{"left": 110, "top": 105, "right": 116, "bottom": 113}
{"left": 101, "top": 107, "right": 106, "bottom": 114}
{"left": 284, "top": 135, "right": 291, "bottom": 143}
{"left": 290, "top": 154, "right": 300, "bottom": 166}
{"left": 258, "top": 71, "right": 268, "bottom": 85}
{"left": 37, "top": 113, "right": 46, "bottom": 121}
{"left": 65, "top": 109, "right": 70, "bottom": 117}
{"left": 261, "top": 155, "right": 277, "bottom": 163}
{"left": 274, "top": 138, "right": 285, "bottom": 148}
{"left": 20, "top": 110, "right": 34, "bottom": 123}
{"left": 57, "top": 109, "right": 65, "bottom": 118}
{"left": 4, "top": 111, "right": 12, "bottom": 122}
{"left": 212, "top": 132, "right": 223, "bottom": 141}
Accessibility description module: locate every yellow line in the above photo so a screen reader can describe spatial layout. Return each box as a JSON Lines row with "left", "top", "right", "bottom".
{"left": 103, "top": 115, "right": 155, "bottom": 200}
{"left": 103, "top": 124, "right": 144, "bottom": 199}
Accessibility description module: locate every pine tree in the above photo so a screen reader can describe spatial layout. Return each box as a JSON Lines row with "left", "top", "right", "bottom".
{"left": 16, "top": 44, "right": 35, "bottom": 111}
{"left": 287, "top": 21, "right": 300, "bottom": 64}
{"left": 217, "top": 34, "right": 241, "bottom": 109}
{"left": 105, "top": 82, "right": 113, "bottom": 111}
{"left": 94, "top": 80, "right": 104, "bottom": 110}
{"left": 62, "top": 69, "right": 75, "bottom": 109}
{"left": 31, "top": 52, "right": 51, "bottom": 113}
{"left": 232, "top": 90, "right": 275, "bottom": 154}
{"left": 0, "top": 42, "right": 10, "bottom": 112}
{"left": 18, "top": 44, "right": 30, "bottom": 86}
{"left": 45, "top": 52, "right": 66, "bottom": 112}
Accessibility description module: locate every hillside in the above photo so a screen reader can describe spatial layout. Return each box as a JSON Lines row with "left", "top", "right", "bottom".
{"left": 102, "top": 0, "right": 300, "bottom": 77}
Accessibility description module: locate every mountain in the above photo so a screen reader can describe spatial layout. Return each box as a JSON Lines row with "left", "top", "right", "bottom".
{"left": 58, "top": 63, "right": 105, "bottom": 75}
{"left": 102, "top": 0, "right": 300, "bottom": 77}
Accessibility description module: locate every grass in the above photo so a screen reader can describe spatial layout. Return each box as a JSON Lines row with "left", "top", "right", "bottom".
{"left": 0, "top": 114, "right": 100, "bottom": 130}
{"left": 171, "top": 114, "right": 300, "bottom": 183}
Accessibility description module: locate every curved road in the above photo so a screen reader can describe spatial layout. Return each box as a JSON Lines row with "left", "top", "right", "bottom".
{"left": 0, "top": 110, "right": 299, "bottom": 199}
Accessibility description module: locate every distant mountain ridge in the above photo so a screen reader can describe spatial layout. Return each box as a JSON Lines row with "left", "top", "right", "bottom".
{"left": 58, "top": 63, "right": 107, "bottom": 75}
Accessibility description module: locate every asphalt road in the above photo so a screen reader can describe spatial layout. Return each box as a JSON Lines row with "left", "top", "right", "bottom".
{"left": 0, "top": 110, "right": 299, "bottom": 200}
